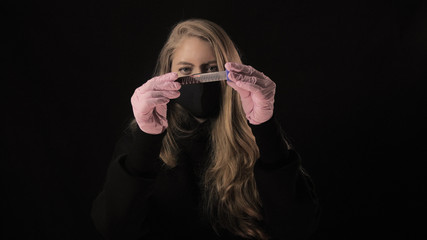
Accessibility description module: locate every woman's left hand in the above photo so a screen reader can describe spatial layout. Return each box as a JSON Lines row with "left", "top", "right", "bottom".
{"left": 225, "top": 62, "right": 276, "bottom": 125}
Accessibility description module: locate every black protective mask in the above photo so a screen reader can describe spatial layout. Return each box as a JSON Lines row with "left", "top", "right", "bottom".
{"left": 173, "top": 81, "right": 222, "bottom": 119}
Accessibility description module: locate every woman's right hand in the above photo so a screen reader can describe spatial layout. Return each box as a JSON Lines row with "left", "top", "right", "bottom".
{"left": 131, "top": 72, "right": 181, "bottom": 134}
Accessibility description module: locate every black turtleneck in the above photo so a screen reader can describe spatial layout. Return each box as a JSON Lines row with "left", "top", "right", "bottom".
{"left": 91, "top": 117, "right": 320, "bottom": 240}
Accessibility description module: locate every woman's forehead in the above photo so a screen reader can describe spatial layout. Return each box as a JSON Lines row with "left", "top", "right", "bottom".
{"left": 172, "top": 37, "right": 216, "bottom": 64}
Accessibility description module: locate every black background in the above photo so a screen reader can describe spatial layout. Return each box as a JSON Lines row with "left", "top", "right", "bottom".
{"left": 4, "top": 0, "right": 426, "bottom": 239}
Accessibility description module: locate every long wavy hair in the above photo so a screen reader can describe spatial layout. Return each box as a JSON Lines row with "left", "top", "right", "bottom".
{"left": 132, "top": 19, "right": 268, "bottom": 239}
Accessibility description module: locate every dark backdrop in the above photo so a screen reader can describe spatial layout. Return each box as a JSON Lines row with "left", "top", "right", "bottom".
{"left": 4, "top": 0, "right": 426, "bottom": 239}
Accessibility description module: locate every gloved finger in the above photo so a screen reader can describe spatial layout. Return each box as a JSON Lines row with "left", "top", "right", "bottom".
{"left": 225, "top": 62, "right": 266, "bottom": 79}
{"left": 226, "top": 78, "right": 240, "bottom": 90}
{"left": 226, "top": 78, "right": 251, "bottom": 98}
{"left": 235, "top": 80, "right": 263, "bottom": 94}
{"left": 225, "top": 68, "right": 237, "bottom": 82}
{"left": 229, "top": 71, "right": 276, "bottom": 92}
{"left": 151, "top": 81, "right": 181, "bottom": 91}
{"left": 141, "top": 97, "right": 171, "bottom": 110}
{"left": 152, "top": 105, "right": 168, "bottom": 122}
{"left": 133, "top": 86, "right": 180, "bottom": 100}
{"left": 140, "top": 72, "right": 179, "bottom": 91}
{"left": 228, "top": 72, "right": 258, "bottom": 85}
{"left": 136, "top": 112, "right": 168, "bottom": 127}
{"left": 146, "top": 90, "right": 181, "bottom": 100}
{"left": 155, "top": 104, "right": 167, "bottom": 117}
{"left": 151, "top": 72, "right": 179, "bottom": 82}
{"left": 142, "top": 76, "right": 180, "bottom": 93}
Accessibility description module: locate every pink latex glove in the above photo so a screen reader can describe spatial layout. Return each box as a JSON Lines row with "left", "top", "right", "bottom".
{"left": 131, "top": 72, "right": 181, "bottom": 134}
{"left": 225, "top": 62, "right": 276, "bottom": 125}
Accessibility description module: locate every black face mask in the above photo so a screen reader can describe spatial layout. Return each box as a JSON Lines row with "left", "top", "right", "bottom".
{"left": 172, "top": 81, "right": 222, "bottom": 119}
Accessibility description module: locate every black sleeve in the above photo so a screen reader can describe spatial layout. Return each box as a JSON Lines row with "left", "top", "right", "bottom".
{"left": 251, "top": 117, "right": 320, "bottom": 240}
{"left": 90, "top": 127, "right": 165, "bottom": 240}
{"left": 250, "top": 116, "right": 291, "bottom": 168}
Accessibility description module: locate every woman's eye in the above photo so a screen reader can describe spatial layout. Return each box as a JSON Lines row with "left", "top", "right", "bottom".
{"left": 207, "top": 66, "right": 218, "bottom": 72}
{"left": 179, "top": 67, "right": 192, "bottom": 75}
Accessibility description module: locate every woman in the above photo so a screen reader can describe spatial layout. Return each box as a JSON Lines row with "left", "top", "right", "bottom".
{"left": 91, "top": 19, "right": 319, "bottom": 240}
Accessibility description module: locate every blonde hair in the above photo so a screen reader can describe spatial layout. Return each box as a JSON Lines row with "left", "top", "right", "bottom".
{"left": 135, "top": 19, "right": 268, "bottom": 239}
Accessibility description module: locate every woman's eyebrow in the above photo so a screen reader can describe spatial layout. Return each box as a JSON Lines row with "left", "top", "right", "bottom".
{"left": 204, "top": 60, "right": 217, "bottom": 65}
{"left": 177, "top": 61, "right": 217, "bottom": 66}
{"left": 177, "top": 61, "right": 194, "bottom": 66}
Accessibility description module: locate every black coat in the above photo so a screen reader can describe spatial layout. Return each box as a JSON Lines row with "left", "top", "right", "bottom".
{"left": 91, "top": 117, "right": 320, "bottom": 239}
